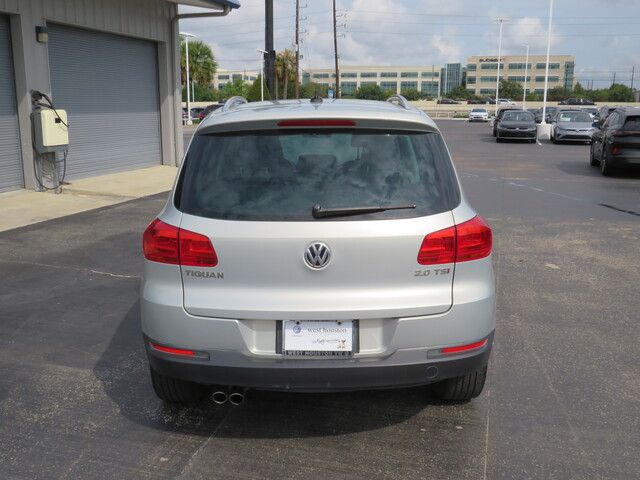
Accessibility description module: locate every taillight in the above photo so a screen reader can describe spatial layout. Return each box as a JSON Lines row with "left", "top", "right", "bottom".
{"left": 611, "top": 130, "right": 627, "bottom": 137}
{"left": 417, "top": 226, "right": 456, "bottom": 265}
{"left": 143, "top": 219, "right": 218, "bottom": 266}
{"left": 611, "top": 146, "right": 621, "bottom": 155}
{"left": 455, "top": 216, "right": 493, "bottom": 262}
{"left": 143, "top": 218, "right": 179, "bottom": 264}
{"left": 417, "top": 216, "right": 492, "bottom": 265}
{"left": 179, "top": 229, "right": 218, "bottom": 266}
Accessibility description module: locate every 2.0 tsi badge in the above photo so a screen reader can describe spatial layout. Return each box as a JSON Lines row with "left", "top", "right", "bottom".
{"left": 304, "top": 242, "right": 331, "bottom": 270}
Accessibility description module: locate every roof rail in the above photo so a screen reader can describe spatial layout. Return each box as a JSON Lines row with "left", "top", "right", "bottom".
{"left": 386, "top": 94, "right": 412, "bottom": 110}
{"left": 222, "top": 96, "right": 248, "bottom": 112}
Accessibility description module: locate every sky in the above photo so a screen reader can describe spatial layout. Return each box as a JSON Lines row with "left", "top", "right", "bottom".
{"left": 181, "top": 0, "right": 640, "bottom": 89}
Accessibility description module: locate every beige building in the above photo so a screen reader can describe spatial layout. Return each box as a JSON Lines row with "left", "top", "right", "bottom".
{"left": 302, "top": 65, "right": 443, "bottom": 97}
{"left": 466, "top": 54, "right": 576, "bottom": 97}
{"left": 213, "top": 68, "right": 260, "bottom": 90}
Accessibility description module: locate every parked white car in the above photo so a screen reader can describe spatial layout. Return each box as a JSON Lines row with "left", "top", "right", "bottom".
{"left": 469, "top": 108, "right": 489, "bottom": 122}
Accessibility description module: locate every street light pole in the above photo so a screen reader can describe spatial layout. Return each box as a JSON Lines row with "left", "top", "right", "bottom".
{"left": 180, "top": 32, "right": 196, "bottom": 125}
{"left": 494, "top": 18, "right": 504, "bottom": 116}
{"left": 523, "top": 44, "right": 530, "bottom": 110}
{"left": 541, "top": 0, "right": 554, "bottom": 124}
{"left": 257, "top": 49, "right": 267, "bottom": 102}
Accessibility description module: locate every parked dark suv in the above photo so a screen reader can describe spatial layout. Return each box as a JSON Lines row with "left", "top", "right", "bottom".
{"left": 491, "top": 106, "right": 520, "bottom": 136}
{"left": 590, "top": 107, "right": 640, "bottom": 175}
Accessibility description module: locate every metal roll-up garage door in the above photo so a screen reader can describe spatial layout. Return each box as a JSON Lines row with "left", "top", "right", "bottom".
{"left": 48, "top": 24, "right": 162, "bottom": 179}
{"left": 0, "top": 15, "right": 23, "bottom": 192}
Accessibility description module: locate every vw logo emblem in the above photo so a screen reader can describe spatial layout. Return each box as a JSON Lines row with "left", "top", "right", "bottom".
{"left": 304, "top": 242, "right": 331, "bottom": 270}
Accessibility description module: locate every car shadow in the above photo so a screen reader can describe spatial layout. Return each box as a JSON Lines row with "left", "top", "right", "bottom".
{"left": 556, "top": 161, "right": 640, "bottom": 179}
{"left": 94, "top": 302, "right": 447, "bottom": 439}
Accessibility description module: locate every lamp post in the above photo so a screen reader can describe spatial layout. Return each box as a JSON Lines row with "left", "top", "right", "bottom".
{"left": 494, "top": 18, "right": 505, "bottom": 115}
{"left": 257, "top": 49, "right": 267, "bottom": 102}
{"left": 180, "top": 32, "right": 196, "bottom": 125}
{"left": 523, "top": 44, "right": 530, "bottom": 110}
{"left": 541, "top": 0, "right": 554, "bottom": 124}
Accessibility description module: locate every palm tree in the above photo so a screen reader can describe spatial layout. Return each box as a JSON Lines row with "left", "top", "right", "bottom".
{"left": 275, "top": 49, "right": 296, "bottom": 99}
{"left": 180, "top": 39, "right": 217, "bottom": 86}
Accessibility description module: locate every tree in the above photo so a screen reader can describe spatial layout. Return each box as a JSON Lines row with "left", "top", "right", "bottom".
{"left": 300, "top": 82, "right": 328, "bottom": 98}
{"left": 498, "top": 79, "right": 524, "bottom": 101}
{"left": 221, "top": 78, "right": 249, "bottom": 98}
{"left": 355, "top": 83, "right": 388, "bottom": 101}
{"left": 547, "top": 86, "right": 572, "bottom": 101}
{"left": 246, "top": 75, "right": 271, "bottom": 102}
{"left": 180, "top": 39, "right": 217, "bottom": 86}
{"left": 400, "top": 88, "right": 421, "bottom": 101}
{"left": 447, "top": 85, "right": 475, "bottom": 100}
{"left": 274, "top": 49, "right": 296, "bottom": 99}
{"left": 608, "top": 83, "right": 634, "bottom": 102}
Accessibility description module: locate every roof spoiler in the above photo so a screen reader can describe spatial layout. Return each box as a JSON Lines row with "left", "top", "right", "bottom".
{"left": 222, "top": 96, "right": 248, "bottom": 112}
{"left": 386, "top": 95, "right": 412, "bottom": 110}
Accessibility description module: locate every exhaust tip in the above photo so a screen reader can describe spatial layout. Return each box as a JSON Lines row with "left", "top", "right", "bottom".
{"left": 228, "top": 392, "right": 244, "bottom": 406}
{"left": 212, "top": 390, "right": 228, "bottom": 405}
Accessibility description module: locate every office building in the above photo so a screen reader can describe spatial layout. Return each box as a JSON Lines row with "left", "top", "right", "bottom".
{"left": 465, "top": 54, "right": 576, "bottom": 97}
{"left": 302, "top": 65, "right": 442, "bottom": 98}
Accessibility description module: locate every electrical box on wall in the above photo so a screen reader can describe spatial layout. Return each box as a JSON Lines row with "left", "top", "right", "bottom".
{"left": 33, "top": 109, "right": 69, "bottom": 153}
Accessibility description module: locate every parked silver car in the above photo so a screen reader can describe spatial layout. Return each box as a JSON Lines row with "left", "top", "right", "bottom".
{"left": 550, "top": 110, "right": 595, "bottom": 144}
{"left": 141, "top": 95, "right": 495, "bottom": 404}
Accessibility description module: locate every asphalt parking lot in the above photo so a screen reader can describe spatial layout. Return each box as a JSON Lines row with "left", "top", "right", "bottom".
{"left": 1, "top": 120, "right": 639, "bottom": 479}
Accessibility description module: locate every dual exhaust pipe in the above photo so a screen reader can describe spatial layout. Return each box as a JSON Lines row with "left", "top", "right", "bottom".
{"left": 212, "top": 387, "right": 246, "bottom": 406}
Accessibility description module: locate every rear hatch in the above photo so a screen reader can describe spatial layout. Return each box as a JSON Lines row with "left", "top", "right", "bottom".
{"left": 177, "top": 124, "right": 461, "bottom": 320}
{"left": 615, "top": 116, "right": 640, "bottom": 157}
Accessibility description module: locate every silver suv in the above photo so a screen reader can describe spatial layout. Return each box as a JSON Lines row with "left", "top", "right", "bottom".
{"left": 141, "top": 95, "right": 495, "bottom": 403}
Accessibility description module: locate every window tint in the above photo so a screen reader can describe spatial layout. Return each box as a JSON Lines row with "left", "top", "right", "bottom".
{"left": 179, "top": 130, "right": 460, "bottom": 221}
{"left": 624, "top": 116, "right": 640, "bottom": 131}
{"left": 502, "top": 111, "right": 534, "bottom": 122}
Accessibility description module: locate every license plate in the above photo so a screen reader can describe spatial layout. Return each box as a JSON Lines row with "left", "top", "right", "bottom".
{"left": 282, "top": 320, "right": 354, "bottom": 356}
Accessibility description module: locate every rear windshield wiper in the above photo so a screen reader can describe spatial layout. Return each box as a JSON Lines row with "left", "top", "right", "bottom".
{"left": 312, "top": 203, "right": 416, "bottom": 219}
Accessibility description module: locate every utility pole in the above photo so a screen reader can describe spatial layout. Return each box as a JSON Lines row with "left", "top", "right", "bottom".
{"left": 332, "top": 0, "right": 340, "bottom": 98}
{"left": 612, "top": 71, "right": 616, "bottom": 86}
{"left": 295, "top": 0, "right": 300, "bottom": 98}
{"left": 265, "top": 0, "right": 275, "bottom": 97}
{"left": 631, "top": 66, "right": 635, "bottom": 90}
{"left": 523, "top": 44, "right": 530, "bottom": 110}
{"left": 494, "top": 18, "right": 504, "bottom": 115}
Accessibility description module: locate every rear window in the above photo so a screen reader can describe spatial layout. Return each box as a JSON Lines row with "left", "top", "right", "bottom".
{"left": 502, "top": 111, "right": 534, "bottom": 122}
{"left": 178, "top": 130, "right": 460, "bottom": 221}
{"left": 624, "top": 116, "right": 640, "bottom": 131}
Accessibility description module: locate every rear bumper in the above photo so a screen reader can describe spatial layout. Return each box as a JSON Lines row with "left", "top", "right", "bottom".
{"left": 145, "top": 332, "right": 493, "bottom": 392}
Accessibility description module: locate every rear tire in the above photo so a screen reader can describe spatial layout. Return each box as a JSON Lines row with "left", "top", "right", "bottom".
{"left": 150, "top": 367, "right": 207, "bottom": 403}
{"left": 601, "top": 149, "right": 613, "bottom": 176}
{"left": 434, "top": 366, "right": 487, "bottom": 402}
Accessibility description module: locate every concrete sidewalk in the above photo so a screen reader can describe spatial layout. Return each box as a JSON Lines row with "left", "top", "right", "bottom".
{"left": 0, "top": 165, "right": 178, "bottom": 232}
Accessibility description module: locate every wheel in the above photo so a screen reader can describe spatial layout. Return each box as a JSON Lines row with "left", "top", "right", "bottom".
{"left": 600, "top": 149, "right": 613, "bottom": 176}
{"left": 434, "top": 366, "right": 487, "bottom": 402}
{"left": 150, "top": 367, "right": 207, "bottom": 403}
{"left": 589, "top": 143, "right": 599, "bottom": 166}
{"left": 496, "top": 136, "right": 501, "bottom": 143}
